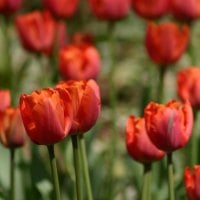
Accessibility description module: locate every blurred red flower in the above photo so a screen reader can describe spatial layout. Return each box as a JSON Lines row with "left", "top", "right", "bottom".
{"left": 170, "top": 0, "right": 200, "bottom": 21}
{"left": 15, "top": 11, "right": 67, "bottom": 55}
{"left": 177, "top": 67, "right": 200, "bottom": 109}
{"left": 0, "top": 90, "right": 10, "bottom": 112}
{"left": 56, "top": 79, "right": 101, "bottom": 134}
{"left": 0, "top": 0, "right": 22, "bottom": 15}
{"left": 0, "top": 107, "right": 25, "bottom": 148}
{"left": 88, "top": 0, "right": 131, "bottom": 20}
{"left": 59, "top": 44, "right": 100, "bottom": 80}
{"left": 144, "top": 100, "right": 193, "bottom": 152}
{"left": 20, "top": 88, "right": 73, "bottom": 145}
{"left": 126, "top": 116, "right": 165, "bottom": 163}
{"left": 43, "top": 0, "right": 79, "bottom": 19}
{"left": 145, "top": 22, "right": 190, "bottom": 65}
{"left": 184, "top": 165, "right": 200, "bottom": 200}
{"left": 131, "top": 0, "right": 169, "bottom": 19}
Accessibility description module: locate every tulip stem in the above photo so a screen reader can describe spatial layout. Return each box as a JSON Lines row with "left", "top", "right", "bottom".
{"left": 71, "top": 135, "right": 82, "bottom": 200}
{"left": 47, "top": 145, "right": 60, "bottom": 200}
{"left": 79, "top": 134, "right": 93, "bottom": 200}
{"left": 191, "top": 110, "right": 198, "bottom": 166}
{"left": 10, "top": 148, "right": 15, "bottom": 200}
{"left": 167, "top": 153, "right": 175, "bottom": 200}
{"left": 141, "top": 163, "right": 152, "bottom": 200}
{"left": 157, "top": 66, "right": 167, "bottom": 103}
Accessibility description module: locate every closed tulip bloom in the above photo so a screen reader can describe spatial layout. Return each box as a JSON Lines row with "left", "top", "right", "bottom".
{"left": 0, "top": 90, "right": 10, "bottom": 112}
{"left": 184, "top": 166, "right": 200, "bottom": 200}
{"left": 20, "top": 88, "right": 73, "bottom": 145}
{"left": 0, "top": 0, "right": 22, "bottom": 15}
{"left": 145, "top": 22, "right": 190, "bottom": 65}
{"left": 0, "top": 108, "right": 25, "bottom": 148}
{"left": 43, "top": 0, "right": 79, "bottom": 19}
{"left": 170, "top": 0, "right": 200, "bottom": 21}
{"left": 131, "top": 0, "right": 169, "bottom": 19}
{"left": 56, "top": 79, "right": 101, "bottom": 134}
{"left": 126, "top": 116, "right": 165, "bottom": 163}
{"left": 177, "top": 67, "right": 200, "bottom": 109}
{"left": 59, "top": 44, "right": 100, "bottom": 80}
{"left": 144, "top": 100, "right": 193, "bottom": 152}
{"left": 15, "top": 11, "right": 67, "bottom": 55}
{"left": 88, "top": 0, "right": 131, "bottom": 20}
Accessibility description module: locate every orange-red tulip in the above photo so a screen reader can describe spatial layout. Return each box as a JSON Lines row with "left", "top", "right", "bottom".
{"left": 177, "top": 67, "right": 200, "bottom": 109}
{"left": 0, "top": 0, "right": 22, "bottom": 15}
{"left": 20, "top": 88, "right": 73, "bottom": 145}
{"left": 184, "top": 165, "right": 200, "bottom": 200}
{"left": 88, "top": 0, "right": 131, "bottom": 20}
{"left": 56, "top": 79, "right": 101, "bottom": 134}
{"left": 170, "top": 0, "right": 200, "bottom": 21}
{"left": 59, "top": 44, "right": 100, "bottom": 80}
{"left": 144, "top": 100, "right": 193, "bottom": 152}
{"left": 0, "top": 90, "right": 10, "bottom": 112}
{"left": 126, "top": 116, "right": 165, "bottom": 163}
{"left": 131, "top": 0, "right": 169, "bottom": 19}
{"left": 15, "top": 11, "right": 67, "bottom": 55}
{"left": 0, "top": 108, "right": 25, "bottom": 148}
{"left": 145, "top": 22, "right": 190, "bottom": 65}
{"left": 43, "top": 0, "right": 79, "bottom": 19}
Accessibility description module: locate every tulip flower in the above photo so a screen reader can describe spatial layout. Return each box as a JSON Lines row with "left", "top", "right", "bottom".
{"left": 0, "top": 90, "right": 10, "bottom": 112}
{"left": 144, "top": 100, "right": 193, "bottom": 152}
{"left": 43, "top": 0, "right": 79, "bottom": 19}
{"left": 131, "top": 0, "right": 169, "bottom": 19}
{"left": 19, "top": 88, "right": 73, "bottom": 145}
{"left": 56, "top": 79, "right": 101, "bottom": 134}
{"left": 184, "top": 165, "right": 200, "bottom": 200}
{"left": 177, "top": 67, "right": 200, "bottom": 109}
{"left": 88, "top": 0, "right": 131, "bottom": 20}
{"left": 15, "top": 11, "right": 67, "bottom": 55}
{"left": 59, "top": 44, "right": 100, "bottom": 80}
{"left": 170, "top": 0, "right": 200, "bottom": 21}
{"left": 145, "top": 22, "right": 190, "bottom": 65}
{"left": 126, "top": 115, "right": 165, "bottom": 163}
{"left": 0, "top": 107, "right": 25, "bottom": 148}
{"left": 0, "top": 0, "right": 22, "bottom": 15}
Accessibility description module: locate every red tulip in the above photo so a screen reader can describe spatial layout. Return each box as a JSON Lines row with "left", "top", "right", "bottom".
{"left": 0, "top": 107, "right": 25, "bottom": 148}
{"left": 184, "top": 165, "right": 200, "bottom": 200}
{"left": 126, "top": 115, "right": 165, "bottom": 163}
{"left": 0, "top": 0, "right": 22, "bottom": 15}
{"left": 170, "top": 0, "right": 200, "bottom": 21}
{"left": 15, "top": 11, "right": 67, "bottom": 55}
{"left": 59, "top": 44, "right": 100, "bottom": 80}
{"left": 131, "top": 0, "right": 169, "bottom": 19}
{"left": 0, "top": 90, "right": 10, "bottom": 112}
{"left": 20, "top": 88, "right": 73, "bottom": 145}
{"left": 88, "top": 0, "right": 131, "bottom": 20}
{"left": 43, "top": 0, "right": 79, "bottom": 19}
{"left": 145, "top": 22, "right": 190, "bottom": 65}
{"left": 177, "top": 67, "right": 200, "bottom": 109}
{"left": 144, "top": 100, "right": 193, "bottom": 152}
{"left": 56, "top": 79, "right": 101, "bottom": 134}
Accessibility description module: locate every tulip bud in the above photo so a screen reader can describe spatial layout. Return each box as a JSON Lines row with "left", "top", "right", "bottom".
{"left": 0, "top": 90, "right": 10, "bottom": 112}
{"left": 56, "top": 79, "right": 101, "bottom": 134}
{"left": 0, "top": 0, "right": 22, "bottom": 15}
{"left": 145, "top": 22, "right": 190, "bottom": 65}
{"left": 144, "top": 100, "right": 193, "bottom": 152}
{"left": 126, "top": 116, "right": 165, "bottom": 163}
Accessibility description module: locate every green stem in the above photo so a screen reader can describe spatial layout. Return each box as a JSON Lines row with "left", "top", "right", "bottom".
{"left": 167, "top": 153, "right": 175, "bottom": 200}
{"left": 47, "top": 145, "right": 60, "bottom": 200}
{"left": 191, "top": 110, "right": 198, "bottom": 166}
{"left": 71, "top": 135, "right": 82, "bottom": 200}
{"left": 141, "top": 163, "right": 152, "bottom": 200}
{"left": 79, "top": 134, "right": 93, "bottom": 200}
{"left": 10, "top": 148, "right": 15, "bottom": 200}
{"left": 157, "top": 66, "right": 167, "bottom": 103}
